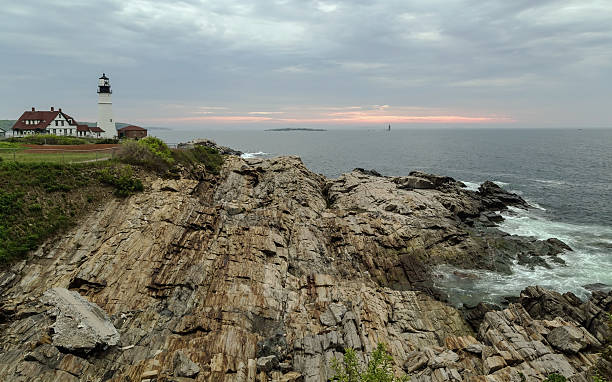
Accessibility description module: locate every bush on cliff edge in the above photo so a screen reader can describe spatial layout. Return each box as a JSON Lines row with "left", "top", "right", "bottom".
{"left": 115, "top": 137, "right": 173, "bottom": 172}
{"left": 331, "top": 343, "right": 409, "bottom": 382}
{"left": 98, "top": 165, "right": 144, "bottom": 197}
{"left": 116, "top": 137, "right": 225, "bottom": 175}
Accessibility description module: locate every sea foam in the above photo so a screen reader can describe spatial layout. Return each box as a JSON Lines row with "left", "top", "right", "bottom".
{"left": 434, "top": 205, "right": 612, "bottom": 307}
{"left": 240, "top": 151, "right": 269, "bottom": 159}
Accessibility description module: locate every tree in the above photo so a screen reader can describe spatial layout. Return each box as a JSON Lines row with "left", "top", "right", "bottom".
{"left": 331, "top": 343, "right": 409, "bottom": 382}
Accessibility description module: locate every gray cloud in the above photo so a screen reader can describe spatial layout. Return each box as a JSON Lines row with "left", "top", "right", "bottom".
{"left": 1, "top": 0, "right": 611, "bottom": 127}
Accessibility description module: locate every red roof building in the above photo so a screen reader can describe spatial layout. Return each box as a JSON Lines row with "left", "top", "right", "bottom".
{"left": 11, "top": 107, "right": 105, "bottom": 138}
{"left": 117, "top": 125, "right": 147, "bottom": 139}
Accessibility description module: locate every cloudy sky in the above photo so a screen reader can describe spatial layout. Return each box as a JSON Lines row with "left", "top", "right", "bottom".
{"left": 1, "top": 0, "right": 611, "bottom": 128}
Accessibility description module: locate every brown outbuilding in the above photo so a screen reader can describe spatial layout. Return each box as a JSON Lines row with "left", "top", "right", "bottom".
{"left": 117, "top": 125, "right": 147, "bottom": 139}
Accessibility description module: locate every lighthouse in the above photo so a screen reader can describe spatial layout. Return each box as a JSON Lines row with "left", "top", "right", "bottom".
{"left": 97, "top": 73, "right": 115, "bottom": 138}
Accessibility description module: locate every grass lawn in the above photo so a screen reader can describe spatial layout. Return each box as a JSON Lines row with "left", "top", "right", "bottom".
{"left": 0, "top": 149, "right": 113, "bottom": 163}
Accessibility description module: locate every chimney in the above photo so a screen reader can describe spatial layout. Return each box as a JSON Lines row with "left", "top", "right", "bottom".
{"left": 59, "top": 108, "right": 62, "bottom": 113}
{"left": 51, "top": 107, "right": 54, "bottom": 111}
{"left": 32, "top": 107, "right": 35, "bottom": 111}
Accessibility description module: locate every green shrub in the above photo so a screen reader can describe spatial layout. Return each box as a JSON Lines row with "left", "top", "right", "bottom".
{"left": 116, "top": 137, "right": 175, "bottom": 172}
{"left": 138, "top": 137, "right": 174, "bottom": 164}
{"left": 544, "top": 374, "right": 567, "bottom": 382}
{"left": 7, "top": 134, "right": 89, "bottom": 145}
{"left": 116, "top": 140, "right": 155, "bottom": 163}
{"left": 98, "top": 165, "right": 143, "bottom": 197}
{"left": 28, "top": 203, "right": 42, "bottom": 212}
{"left": 593, "top": 374, "right": 609, "bottom": 382}
{"left": 0, "top": 162, "right": 101, "bottom": 263}
{"left": 6, "top": 134, "right": 115, "bottom": 145}
{"left": 0, "top": 141, "right": 22, "bottom": 149}
{"left": 171, "top": 146, "right": 225, "bottom": 175}
{"left": 193, "top": 146, "right": 224, "bottom": 174}
{"left": 331, "top": 343, "right": 409, "bottom": 382}
{"left": 96, "top": 138, "right": 119, "bottom": 144}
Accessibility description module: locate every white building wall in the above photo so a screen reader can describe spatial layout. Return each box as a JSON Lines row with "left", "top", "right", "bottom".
{"left": 46, "top": 114, "right": 76, "bottom": 136}
{"left": 97, "top": 93, "right": 115, "bottom": 139}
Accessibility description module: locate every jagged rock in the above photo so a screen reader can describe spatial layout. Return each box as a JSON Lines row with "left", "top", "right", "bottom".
{"left": 408, "top": 171, "right": 458, "bottom": 189}
{"left": 42, "top": 287, "right": 119, "bottom": 353}
{"left": 428, "top": 350, "right": 459, "bottom": 369}
{"left": 546, "top": 238, "right": 573, "bottom": 252}
{"left": 280, "top": 371, "right": 304, "bottom": 382}
{"left": 173, "top": 350, "right": 200, "bottom": 378}
{"left": 483, "top": 355, "right": 506, "bottom": 373}
{"left": 257, "top": 355, "right": 279, "bottom": 373}
{"left": 404, "top": 351, "right": 428, "bottom": 372}
{"left": 341, "top": 312, "right": 362, "bottom": 350}
{"left": 479, "top": 180, "right": 528, "bottom": 209}
{"left": 319, "top": 303, "right": 347, "bottom": 326}
{"left": 583, "top": 283, "right": 612, "bottom": 293}
{"left": 177, "top": 138, "right": 243, "bottom": 156}
{"left": 465, "top": 343, "right": 483, "bottom": 354}
{"left": 462, "top": 302, "right": 500, "bottom": 330}
{"left": 483, "top": 211, "right": 504, "bottom": 223}
{"left": 0, "top": 155, "right": 605, "bottom": 381}
{"left": 142, "top": 370, "right": 159, "bottom": 378}
{"left": 394, "top": 176, "right": 435, "bottom": 190}
{"left": 354, "top": 168, "right": 382, "bottom": 177}
{"left": 547, "top": 325, "right": 601, "bottom": 354}
{"left": 520, "top": 285, "right": 612, "bottom": 343}
{"left": 279, "top": 362, "right": 292, "bottom": 373}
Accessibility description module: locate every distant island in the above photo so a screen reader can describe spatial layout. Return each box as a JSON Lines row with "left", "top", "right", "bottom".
{"left": 264, "top": 128, "right": 327, "bottom": 132}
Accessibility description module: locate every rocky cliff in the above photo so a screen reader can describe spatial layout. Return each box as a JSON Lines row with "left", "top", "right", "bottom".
{"left": 0, "top": 155, "right": 609, "bottom": 381}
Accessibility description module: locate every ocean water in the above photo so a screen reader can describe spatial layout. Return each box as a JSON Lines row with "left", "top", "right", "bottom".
{"left": 153, "top": 127, "right": 612, "bottom": 305}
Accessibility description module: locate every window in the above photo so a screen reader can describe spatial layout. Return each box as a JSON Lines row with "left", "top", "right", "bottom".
{"left": 110, "top": 119, "right": 113, "bottom": 122}
{"left": 55, "top": 121, "right": 59, "bottom": 126}
{"left": 61, "top": 121, "right": 65, "bottom": 126}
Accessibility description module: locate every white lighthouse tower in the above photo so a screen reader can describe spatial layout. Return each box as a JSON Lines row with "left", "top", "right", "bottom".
{"left": 97, "top": 73, "right": 115, "bottom": 138}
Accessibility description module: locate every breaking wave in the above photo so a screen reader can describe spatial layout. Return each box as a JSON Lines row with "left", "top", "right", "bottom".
{"left": 434, "top": 206, "right": 612, "bottom": 307}
{"left": 240, "top": 151, "right": 269, "bottom": 159}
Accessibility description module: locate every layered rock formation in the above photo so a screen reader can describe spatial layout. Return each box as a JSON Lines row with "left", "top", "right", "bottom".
{"left": 0, "top": 155, "right": 608, "bottom": 381}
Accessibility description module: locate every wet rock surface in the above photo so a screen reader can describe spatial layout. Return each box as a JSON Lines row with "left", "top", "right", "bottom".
{"left": 520, "top": 285, "right": 612, "bottom": 344}
{"left": 0, "top": 155, "right": 606, "bottom": 381}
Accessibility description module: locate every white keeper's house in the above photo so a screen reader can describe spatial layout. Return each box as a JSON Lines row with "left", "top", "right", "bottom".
{"left": 11, "top": 107, "right": 104, "bottom": 138}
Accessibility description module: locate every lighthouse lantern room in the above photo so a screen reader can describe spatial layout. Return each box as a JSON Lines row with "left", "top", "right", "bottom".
{"left": 97, "top": 73, "right": 115, "bottom": 138}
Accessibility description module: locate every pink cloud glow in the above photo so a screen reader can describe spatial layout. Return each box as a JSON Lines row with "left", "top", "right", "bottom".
{"left": 144, "top": 105, "right": 515, "bottom": 125}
